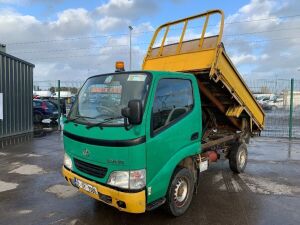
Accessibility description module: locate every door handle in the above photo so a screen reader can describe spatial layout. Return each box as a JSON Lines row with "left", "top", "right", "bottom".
{"left": 191, "top": 132, "right": 199, "bottom": 141}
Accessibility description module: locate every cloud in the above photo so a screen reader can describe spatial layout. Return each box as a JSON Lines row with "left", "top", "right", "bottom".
{"left": 0, "top": 9, "right": 42, "bottom": 42}
{"left": 0, "top": 2, "right": 154, "bottom": 81}
{"left": 96, "top": 0, "right": 158, "bottom": 19}
{"left": 223, "top": 0, "right": 300, "bottom": 78}
{"left": 231, "top": 53, "right": 268, "bottom": 65}
{"left": 97, "top": 16, "right": 130, "bottom": 32}
{"left": 132, "top": 22, "right": 154, "bottom": 34}
{"left": 49, "top": 8, "right": 92, "bottom": 36}
{"left": 2, "top": 0, "right": 299, "bottom": 81}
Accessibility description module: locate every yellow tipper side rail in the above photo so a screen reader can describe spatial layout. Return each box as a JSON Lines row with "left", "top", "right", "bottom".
{"left": 142, "top": 9, "right": 265, "bottom": 131}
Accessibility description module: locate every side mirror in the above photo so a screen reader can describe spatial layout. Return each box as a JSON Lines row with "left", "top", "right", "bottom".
{"left": 121, "top": 100, "right": 142, "bottom": 125}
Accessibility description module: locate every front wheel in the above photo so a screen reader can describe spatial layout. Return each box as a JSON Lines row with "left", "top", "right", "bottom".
{"left": 165, "top": 167, "right": 194, "bottom": 217}
{"left": 229, "top": 143, "right": 248, "bottom": 173}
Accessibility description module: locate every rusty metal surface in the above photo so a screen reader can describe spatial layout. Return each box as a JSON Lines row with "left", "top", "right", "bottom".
{"left": 202, "top": 134, "right": 238, "bottom": 151}
{"left": 198, "top": 80, "right": 242, "bottom": 129}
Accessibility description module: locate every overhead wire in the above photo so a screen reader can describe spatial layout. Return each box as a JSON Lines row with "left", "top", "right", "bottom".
{"left": 5, "top": 13, "right": 300, "bottom": 46}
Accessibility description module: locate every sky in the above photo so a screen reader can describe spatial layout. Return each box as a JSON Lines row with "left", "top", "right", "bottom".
{"left": 0, "top": 0, "right": 300, "bottom": 81}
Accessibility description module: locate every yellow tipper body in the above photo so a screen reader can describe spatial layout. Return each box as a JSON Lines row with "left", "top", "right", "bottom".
{"left": 142, "top": 9, "right": 264, "bottom": 131}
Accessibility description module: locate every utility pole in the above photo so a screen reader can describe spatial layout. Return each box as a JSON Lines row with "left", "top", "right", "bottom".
{"left": 289, "top": 78, "right": 294, "bottom": 139}
{"left": 129, "top": 25, "right": 133, "bottom": 70}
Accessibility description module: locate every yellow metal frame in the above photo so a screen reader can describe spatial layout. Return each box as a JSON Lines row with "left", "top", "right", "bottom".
{"left": 143, "top": 9, "right": 224, "bottom": 63}
{"left": 226, "top": 106, "right": 244, "bottom": 118}
{"left": 62, "top": 167, "right": 146, "bottom": 213}
{"left": 214, "top": 50, "right": 265, "bottom": 129}
{"left": 142, "top": 9, "right": 265, "bottom": 131}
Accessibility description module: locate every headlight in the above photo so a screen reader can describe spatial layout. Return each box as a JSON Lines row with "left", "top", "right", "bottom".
{"left": 107, "top": 169, "right": 146, "bottom": 190}
{"left": 107, "top": 171, "right": 129, "bottom": 189}
{"left": 64, "top": 153, "right": 73, "bottom": 170}
{"left": 130, "top": 169, "right": 146, "bottom": 190}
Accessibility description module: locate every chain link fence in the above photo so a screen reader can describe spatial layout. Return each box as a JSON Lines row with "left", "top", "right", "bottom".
{"left": 246, "top": 79, "right": 300, "bottom": 138}
{"left": 33, "top": 79, "right": 300, "bottom": 138}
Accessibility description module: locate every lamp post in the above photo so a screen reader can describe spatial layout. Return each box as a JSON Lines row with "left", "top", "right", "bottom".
{"left": 129, "top": 25, "right": 133, "bottom": 70}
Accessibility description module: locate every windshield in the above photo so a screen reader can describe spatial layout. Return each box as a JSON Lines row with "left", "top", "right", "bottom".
{"left": 69, "top": 72, "right": 151, "bottom": 125}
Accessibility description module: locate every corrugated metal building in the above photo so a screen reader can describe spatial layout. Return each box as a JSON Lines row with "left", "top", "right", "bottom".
{"left": 0, "top": 45, "right": 35, "bottom": 147}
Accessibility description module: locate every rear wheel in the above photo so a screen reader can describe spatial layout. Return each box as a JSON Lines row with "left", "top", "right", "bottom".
{"left": 165, "top": 167, "right": 194, "bottom": 217}
{"left": 229, "top": 143, "right": 248, "bottom": 173}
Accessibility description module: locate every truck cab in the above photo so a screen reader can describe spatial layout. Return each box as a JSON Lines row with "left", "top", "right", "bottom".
{"left": 63, "top": 71, "right": 202, "bottom": 215}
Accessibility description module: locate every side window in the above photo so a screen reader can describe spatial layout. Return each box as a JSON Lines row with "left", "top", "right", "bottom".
{"left": 152, "top": 79, "right": 194, "bottom": 132}
{"left": 33, "top": 101, "right": 41, "bottom": 107}
{"left": 47, "top": 102, "right": 57, "bottom": 110}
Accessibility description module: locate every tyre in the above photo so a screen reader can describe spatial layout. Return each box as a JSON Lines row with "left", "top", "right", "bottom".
{"left": 33, "top": 112, "right": 43, "bottom": 124}
{"left": 165, "top": 167, "right": 194, "bottom": 217}
{"left": 229, "top": 143, "right": 248, "bottom": 173}
{"left": 50, "top": 118, "right": 58, "bottom": 125}
{"left": 50, "top": 119, "right": 58, "bottom": 130}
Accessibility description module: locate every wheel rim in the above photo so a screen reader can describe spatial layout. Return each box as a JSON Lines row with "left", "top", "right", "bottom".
{"left": 238, "top": 149, "right": 247, "bottom": 168}
{"left": 174, "top": 177, "right": 188, "bottom": 207}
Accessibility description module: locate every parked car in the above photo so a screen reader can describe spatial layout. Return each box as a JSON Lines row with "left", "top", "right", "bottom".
{"left": 264, "top": 97, "right": 284, "bottom": 110}
{"left": 255, "top": 95, "right": 284, "bottom": 110}
{"left": 49, "top": 98, "right": 67, "bottom": 115}
{"left": 33, "top": 99, "right": 58, "bottom": 123}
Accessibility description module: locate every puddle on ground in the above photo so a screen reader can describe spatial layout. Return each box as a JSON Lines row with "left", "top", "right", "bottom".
{"left": 16, "top": 153, "right": 42, "bottom": 158}
{"left": 240, "top": 174, "right": 300, "bottom": 196}
{"left": 9, "top": 164, "right": 46, "bottom": 175}
{"left": 214, "top": 172, "right": 300, "bottom": 196}
{"left": 67, "top": 219, "right": 80, "bottom": 225}
{"left": 0, "top": 180, "right": 19, "bottom": 192}
{"left": 46, "top": 184, "right": 78, "bottom": 198}
{"left": 50, "top": 218, "right": 81, "bottom": 225}
{"left": 18, "top": 210, "right": 33, "bottom": 214}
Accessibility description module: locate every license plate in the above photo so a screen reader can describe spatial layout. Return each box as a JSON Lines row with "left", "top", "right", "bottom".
{"left": 74, "top": 178, "right": 98, "bottom": 195}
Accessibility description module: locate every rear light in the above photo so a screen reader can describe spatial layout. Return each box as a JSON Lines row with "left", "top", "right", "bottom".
{"left": 42, "top": 102, "right": 48, "bottom": 110}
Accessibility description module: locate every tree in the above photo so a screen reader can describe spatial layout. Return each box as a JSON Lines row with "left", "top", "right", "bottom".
{"left": 49, "top": 86, "right": 56, "bottom": 94}
{"left": 70, "top": 87, "right": 78, "bottom": 94}
{"left": 260, "top": 86, "right": 271, "bottom": 94}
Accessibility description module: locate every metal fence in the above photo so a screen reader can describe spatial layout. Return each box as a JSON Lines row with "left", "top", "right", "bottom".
{"left": 246, "top": 79, "right": 299, "bottom": 138}
{"left": 33, "top": 78, "right": 300, "bottom": 139}
{"left": 0, "top": 51, "right": 34, "bottom": 147}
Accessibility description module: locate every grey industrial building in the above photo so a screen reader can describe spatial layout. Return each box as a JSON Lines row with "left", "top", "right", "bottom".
{"left": 0, "top": 44, "right": 35, "bottom": 147}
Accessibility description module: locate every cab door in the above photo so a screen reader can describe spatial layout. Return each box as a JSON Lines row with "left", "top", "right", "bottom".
{"left": 145, "top": 74, "right": 201, "bottom": 203}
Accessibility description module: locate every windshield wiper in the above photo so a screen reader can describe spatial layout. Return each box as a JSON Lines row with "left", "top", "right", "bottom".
{"left": 86, "top": 116, "right": 124, "bottom": 129}
{"left": 65, "top": 115, "right": 94, "bottom": 123}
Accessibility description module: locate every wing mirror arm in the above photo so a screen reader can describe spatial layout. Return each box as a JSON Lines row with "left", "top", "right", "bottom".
{"left": 121, "top": 107, "right": 132, "bottom": 131}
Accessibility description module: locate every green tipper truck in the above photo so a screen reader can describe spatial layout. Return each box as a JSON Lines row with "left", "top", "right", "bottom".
{"left": 62, "top": 10, "right": 264, "bottom": 216}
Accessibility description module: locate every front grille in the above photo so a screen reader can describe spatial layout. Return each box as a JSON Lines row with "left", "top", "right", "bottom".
{"left": 74, "top": 158, "right": 107, "bottom": 178}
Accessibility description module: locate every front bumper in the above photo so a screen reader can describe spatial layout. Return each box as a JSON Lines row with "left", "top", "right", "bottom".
{"left": 62, "top": 166, "right": 146, "bottom": 213}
